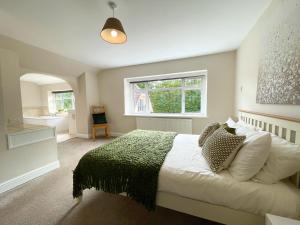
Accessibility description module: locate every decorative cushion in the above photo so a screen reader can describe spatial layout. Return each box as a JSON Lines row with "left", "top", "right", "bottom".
{"left": 252, "top": 134, "right": 300, "bottom": 184}
{"left": 198, "top": 122, "right": 220, "bottom": 147}
{"left": 229, "top": 132, "right": 271, "bottom": 181}
{"left": 92, "top": 113, "right": 107, "bottom": 124}
{"left": 220, "top": 123, "right": 236, "bottom": 135}
{"left": 202, "top": 128, "right": 246, "bottom": 172}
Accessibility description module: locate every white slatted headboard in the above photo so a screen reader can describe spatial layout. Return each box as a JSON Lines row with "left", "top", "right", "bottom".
{"left": 239, "top": 109, "right": 300, "bottom": 188}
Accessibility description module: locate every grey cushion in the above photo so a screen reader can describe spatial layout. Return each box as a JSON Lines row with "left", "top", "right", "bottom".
{"left": 202, "top": 128, "right": 246, "bottom": 172}
{"left": 198, "top": 122, "right": 220, "bottom": 147}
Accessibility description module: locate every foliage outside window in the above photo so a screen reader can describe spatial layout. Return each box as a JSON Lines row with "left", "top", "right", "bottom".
{"left": 131, "top": 76, "right": 204, "bottom": 115}
{"left": 50, "top": 91, "right": 75, "bottom": 113}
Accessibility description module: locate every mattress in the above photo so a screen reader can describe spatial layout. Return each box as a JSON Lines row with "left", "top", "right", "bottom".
{"left": 158, "top": 134, "right": 300, "bottom": 219}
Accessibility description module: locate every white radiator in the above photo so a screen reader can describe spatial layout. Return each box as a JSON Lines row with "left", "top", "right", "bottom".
{"left": 136, "top": 117, "right": 192, "bottom": 134}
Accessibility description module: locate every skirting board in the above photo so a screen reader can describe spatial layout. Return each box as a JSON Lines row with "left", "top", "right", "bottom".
{"left": 94, "top": 129, "right": 124, "bottom": 137}
{"left": 76, "top": 132, "right": 124, "bottom": 139}
{"left": 0, "top": 160, "right": 60, "bottom": 194}
{"left": 76, "top": 133, "right": 90, "bottom": 139}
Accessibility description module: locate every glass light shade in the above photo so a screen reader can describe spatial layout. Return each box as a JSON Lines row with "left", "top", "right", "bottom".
{"left": 100, "top": 17, "right": 127, "bottom": 44}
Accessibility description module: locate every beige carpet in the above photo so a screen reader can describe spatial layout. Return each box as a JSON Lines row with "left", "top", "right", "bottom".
{"left": 0, "top": 138, "right": 220, "bottom": 225}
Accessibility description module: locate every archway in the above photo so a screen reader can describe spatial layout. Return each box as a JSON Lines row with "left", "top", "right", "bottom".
{"left": 20, "top": 73, "right": 77, "bottom": 143}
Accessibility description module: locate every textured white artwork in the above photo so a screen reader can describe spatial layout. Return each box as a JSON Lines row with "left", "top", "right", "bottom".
{"left": 256, "top": 0, "right": 300, "bottom": 105}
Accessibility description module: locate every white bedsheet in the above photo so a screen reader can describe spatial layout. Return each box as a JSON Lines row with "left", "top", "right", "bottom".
{"left": 158, "top": 134, "right": 300, "bottom": 219}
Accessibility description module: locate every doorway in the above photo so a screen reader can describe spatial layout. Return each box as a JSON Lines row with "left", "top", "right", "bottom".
{"left": 20, "top": 73, "right": 76, "bottom": 143}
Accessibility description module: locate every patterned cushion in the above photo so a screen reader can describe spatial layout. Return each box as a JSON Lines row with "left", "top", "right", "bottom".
{"left": 198, "top": 122, "right": 220, "bottom": 147}
{"left": 202, "top": 128, "right": 246, "bottom": 172}
{"left": 220, "top": 123, "right": 236, "bottom": 135}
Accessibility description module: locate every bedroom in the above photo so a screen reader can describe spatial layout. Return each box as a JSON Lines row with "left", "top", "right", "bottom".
{"left": 0, "top": 0, "right": 300, "bottom": 225}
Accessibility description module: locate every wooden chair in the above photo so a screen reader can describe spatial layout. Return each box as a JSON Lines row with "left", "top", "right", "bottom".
{"left": 91, "top": 106, "right": 110, "bottom": 140}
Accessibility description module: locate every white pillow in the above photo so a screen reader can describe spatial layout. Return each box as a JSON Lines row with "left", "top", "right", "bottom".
{"left": 226, "top": 117, "right": 257, "bottom": 133}
{"left": 229, "top": 132, "right": 271, "bottom": 181}
{"left": 236, "top": 120, "right": 257, "bottom": 130}
{"left": 225, "top": 118, "right": 257, "bottom": 140}
{"left": 235, "top": 125, "right": 257, "bottom": 137}
{"left": 252, "top": 135, "right": 300, "bottom": 184}
{"left": 226, "top": 117, "right": 237, "bottom": 128}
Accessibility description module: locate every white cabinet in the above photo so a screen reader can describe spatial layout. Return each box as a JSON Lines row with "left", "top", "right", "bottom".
{"left": 7, "top": 124, "right": 56, "bottom": 149}
{"left": 266, "top": 214, "right": 300, "bottom": 225}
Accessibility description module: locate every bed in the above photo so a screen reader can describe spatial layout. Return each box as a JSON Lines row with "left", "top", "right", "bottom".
{"left": 74, "top": 110, "right": 300, "bottom": 225}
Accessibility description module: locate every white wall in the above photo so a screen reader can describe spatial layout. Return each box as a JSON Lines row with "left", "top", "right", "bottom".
{"left": 21, "top": 81, "right": 72, "bottom": 133}
{"left": 85, "top": 73, "right": 101, "bottom": 135}
{"left": 20, "top": 81, "right": 42, "bottom": 108}
{"left": 235, "top": 0, "right": 300, "bottom": 117}
{"left": 75, "top": 74, "right": 88, "bottom": 136}
{"left": 20, "top": 81, "right": 72, "bottom": 118}
{"left": 98, "top": 51, "right": 236, "bottom": 135}
{"left": 0, "top": 52, "right": 7, "bottom": 151}
{"left": 75, "top": 73, "right": 100, "bottom": 137}
{"left": 40, "top": 82, "right": 72, "bottom": 111}
{"left": 0, "top": 36, "right": 100, "bottom": 185}
{"left": 0, "top": 49, "right": 22, "bottom": 126}
{"left": 0, "top": 34, "right": 101, "bottom": 136}
{"left": 0, "top": 48, "right": 58, "bottom": 185}
{"left": 0, "top": 138, "right": 57, "bottom": 183}
{"left": 0, "top": 34, "right": 99, "bottom": 77}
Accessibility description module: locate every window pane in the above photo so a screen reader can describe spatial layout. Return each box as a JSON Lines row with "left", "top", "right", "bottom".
{"left": 63, "top": 92, "right": 73, "bottom": 98}
{"left": 55, "top": 100, "right": 63, "bottom": 111}
{"left": 149, "top": 90, "right": 182, "bottom": 113}
{"left": 134, "top": 82, "right": 147, "bottom": 90}
{"left": 149, "top": 79, "right": 182, "bottom": 89}
{"left": 184, "top": 77, "right": 201, "bottom": 87}
{"left": 133, "top": 91, "right": 147, "bottom": 113}
{"left": 55, "top": 93, "right": 63, "bottom": 101}
{"left": 63, "top": 99, "right": 73, "bottom": 110}
{"left": 185, "top": 90, "right": 201, "bottom": 113}
{"left": 54, "top": 92, "right": 74, "bottom": 112}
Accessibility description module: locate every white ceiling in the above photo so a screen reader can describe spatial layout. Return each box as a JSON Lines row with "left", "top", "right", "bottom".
{"left": 21, "top": 73, "right": 66, "bottom": 85}
{"left": 0, "top": 0, "right": 271, "bottom": 69}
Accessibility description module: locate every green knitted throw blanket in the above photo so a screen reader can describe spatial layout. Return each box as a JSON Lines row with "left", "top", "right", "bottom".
{"left": 73, "top": 129, "right": 177, "bottom": 210}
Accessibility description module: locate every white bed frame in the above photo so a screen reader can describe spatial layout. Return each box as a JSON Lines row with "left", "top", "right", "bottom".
{"left": 77, "top": 110, "right": 300, "bottom": 225}
{"left": 156, "top": 110, "right": 300, "bottom": 225}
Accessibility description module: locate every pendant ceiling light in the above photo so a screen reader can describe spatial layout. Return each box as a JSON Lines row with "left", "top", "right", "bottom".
{"left": 100, "top": 1, "right": 127, "bottom": 44}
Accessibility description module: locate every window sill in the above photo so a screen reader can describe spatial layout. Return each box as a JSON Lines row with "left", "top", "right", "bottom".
{"left": 124, "top": 113, "right": 207, "bottom": 119}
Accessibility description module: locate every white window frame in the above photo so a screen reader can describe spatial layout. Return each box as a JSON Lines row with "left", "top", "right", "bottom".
{"left": 124, "top": 70, "right": 207, "bottom": 118}
{"left": 49, "top": 90, "right": 75, "bottom": 114}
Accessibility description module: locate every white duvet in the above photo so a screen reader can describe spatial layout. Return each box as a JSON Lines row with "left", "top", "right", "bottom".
{"left": 158, "top": 134, "right": 300, "bottom": 219}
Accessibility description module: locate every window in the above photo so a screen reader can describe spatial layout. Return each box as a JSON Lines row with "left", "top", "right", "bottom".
{"left": 124, "top": 71, "right": 207, "bottom": 117}
{"left": 48, "top": 90, "right": 75, "bottom": 113}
